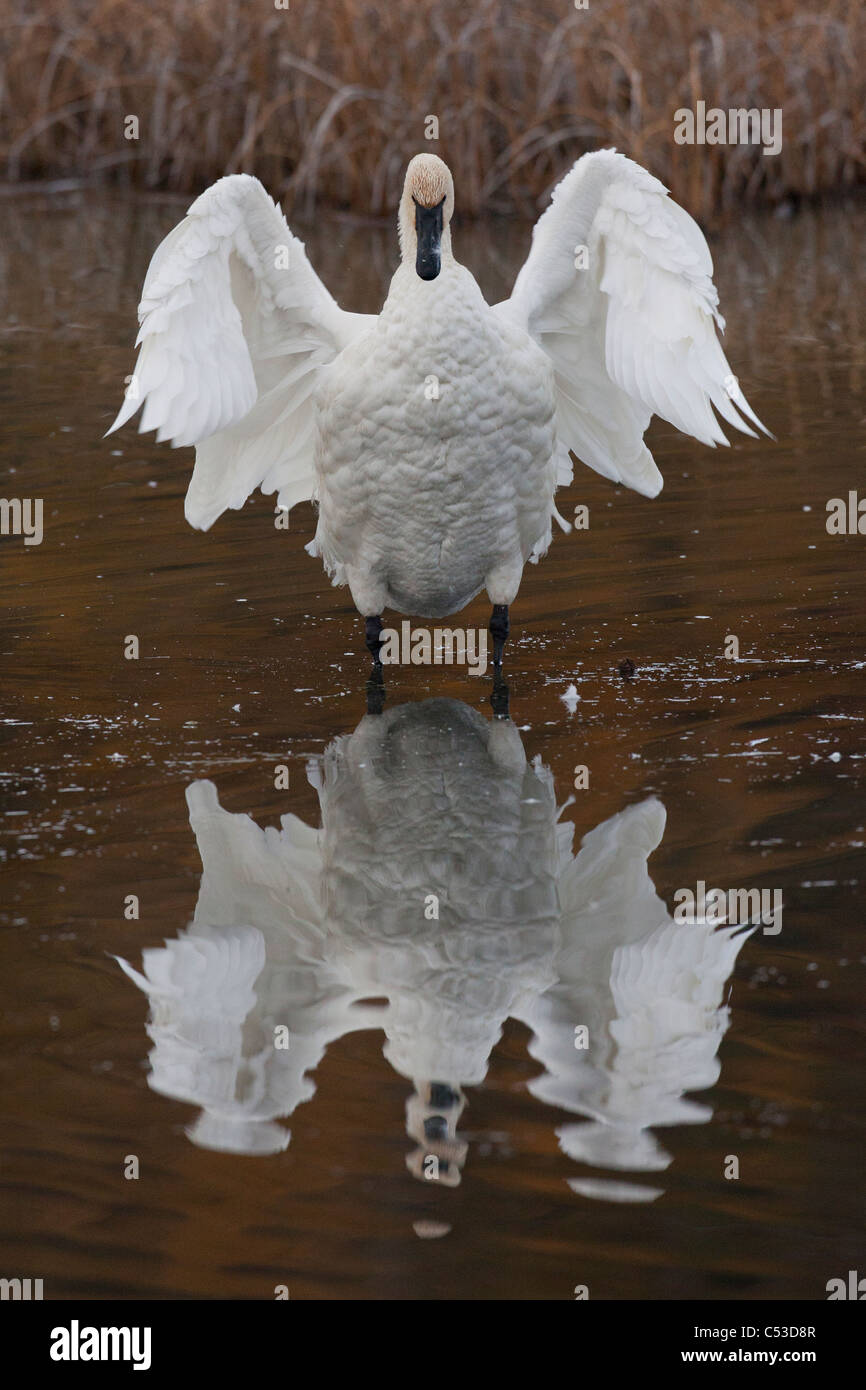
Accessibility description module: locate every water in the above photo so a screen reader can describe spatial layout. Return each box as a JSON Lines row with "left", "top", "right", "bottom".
{"left": 0, "top": 189, "right": 863, "bottom": 1300}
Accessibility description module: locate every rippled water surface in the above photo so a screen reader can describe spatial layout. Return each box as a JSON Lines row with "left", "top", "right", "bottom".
{"left": 0, "top": 191, "right": 864, "bottom": 1300}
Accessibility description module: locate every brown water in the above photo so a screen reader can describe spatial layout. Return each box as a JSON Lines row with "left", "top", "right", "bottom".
{"left": 0, "top": 190, "right": 864, "bottom": 1301}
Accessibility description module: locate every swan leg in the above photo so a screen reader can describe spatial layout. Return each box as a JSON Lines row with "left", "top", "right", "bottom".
{"left": 365, "top": 614, "right": 384, "bottom": 665}
{"left": 366, "top": 666, "right": 386, "bottom": 716}
{"left": 364, "top": 614, "right": 386, "bottom": 706}
{"left": 490, "top": 669, "right": 510, "bottom": 720}
{"left": 489, "top": 603, "right": 509, "bottom": 667}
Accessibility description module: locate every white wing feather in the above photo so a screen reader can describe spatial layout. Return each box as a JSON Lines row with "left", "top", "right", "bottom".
{"left": 107, "top": 174, "right": 373, "bottom": 530}
{"left": 497, "top": 149, "right": 769, "bottom": 499}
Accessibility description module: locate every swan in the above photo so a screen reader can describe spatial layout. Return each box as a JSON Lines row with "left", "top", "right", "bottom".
{"left": 117, "top": 698, "right": 752, "bottom": 1202}
{"left": 108, "top": 150, "right": 767, "bottom": 666}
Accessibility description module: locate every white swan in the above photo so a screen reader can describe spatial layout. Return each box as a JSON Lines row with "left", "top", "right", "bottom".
{"left": 109, "top": 150, "right": 767, "bottom": 664}
{"left": 117, "top": 698, "right": 752, "bottom": 1202}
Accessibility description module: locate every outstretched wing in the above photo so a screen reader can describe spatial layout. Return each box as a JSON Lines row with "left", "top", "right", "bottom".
{"left": 495, "top": 149, "right": 769, "bottom": 499}
{"left": 108, "top": 174, "right": 374, "bottom": 530}
{"left": 515, "top": 798, "right": 753, "bottom": 1188}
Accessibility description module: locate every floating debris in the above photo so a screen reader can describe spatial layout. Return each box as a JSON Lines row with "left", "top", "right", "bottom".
{"left": 560, "top": 683, "right": 580, "bottom": 713}
{"left": 413, "top": 1220, "right": 451, "bottom": 1240}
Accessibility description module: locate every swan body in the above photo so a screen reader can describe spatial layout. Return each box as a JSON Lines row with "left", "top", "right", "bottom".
{"left": 312, "top": 261, "right": 557, "bottom": 617}
{"left": 109, "top": 150, "right": 767, "bottom": 642}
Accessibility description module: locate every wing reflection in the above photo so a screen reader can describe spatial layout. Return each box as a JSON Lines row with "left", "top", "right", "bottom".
{"left": 119, "top": 698, "right": 751, "bottom": 1203}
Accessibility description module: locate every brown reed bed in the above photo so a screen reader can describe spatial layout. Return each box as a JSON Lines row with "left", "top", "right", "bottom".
{"left": 1, "top": 0, "right": 863, "bottom": 222}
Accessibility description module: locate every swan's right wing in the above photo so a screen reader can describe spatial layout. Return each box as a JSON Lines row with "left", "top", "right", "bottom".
{"left": 114, "top": 778, "right": 379, "bottom": 1154}
{"left": 108, "top": 174, "right": 373, "bottom": 530}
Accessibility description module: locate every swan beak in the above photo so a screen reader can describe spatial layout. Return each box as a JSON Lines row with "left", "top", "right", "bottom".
{"left": 414, "top": 198, "right": 444, "bottom": 281}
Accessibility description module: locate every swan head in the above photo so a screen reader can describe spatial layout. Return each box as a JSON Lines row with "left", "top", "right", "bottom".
{"left": 399, "top": 154, "right": 455, "bottom": 281}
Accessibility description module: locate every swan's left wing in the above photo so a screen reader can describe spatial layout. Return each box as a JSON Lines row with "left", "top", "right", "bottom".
{"left": 495, "top": 149, "right": 769, "bottom": 500}
{"left": 108, "top": 174, "right": 373, "bottom": 530}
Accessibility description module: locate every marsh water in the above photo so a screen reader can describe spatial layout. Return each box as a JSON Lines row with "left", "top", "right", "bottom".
{"left": 0, "top": 189, "right": 863, "bottom": 1300}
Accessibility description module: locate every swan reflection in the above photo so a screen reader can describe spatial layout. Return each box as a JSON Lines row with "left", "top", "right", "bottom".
{"left": 119, "top": 698, "right": 751, "bottom": 1203}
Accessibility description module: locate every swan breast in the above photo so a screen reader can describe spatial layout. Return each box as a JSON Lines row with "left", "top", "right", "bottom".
{"left": 312, "top": 264, "right": 557, "bottom": 616}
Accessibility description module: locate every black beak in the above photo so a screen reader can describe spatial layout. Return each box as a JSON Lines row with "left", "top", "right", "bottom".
{"left": 414, "top": 197, "right": 444, "bottom": 281}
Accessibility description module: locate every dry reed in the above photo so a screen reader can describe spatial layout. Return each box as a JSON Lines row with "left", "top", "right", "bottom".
{"left": 1, "top": 0, "right": 863, "bottom": 221}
